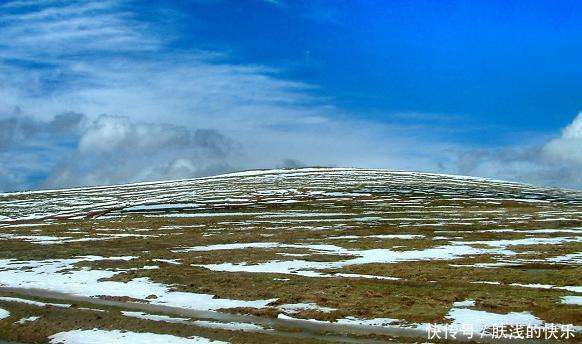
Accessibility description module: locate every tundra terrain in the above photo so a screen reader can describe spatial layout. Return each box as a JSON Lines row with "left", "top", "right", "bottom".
{"left": 0, "top": 168, "right": 580, "bottom": 343}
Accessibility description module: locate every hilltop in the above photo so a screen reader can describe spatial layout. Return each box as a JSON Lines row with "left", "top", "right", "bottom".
{"left": 0, "top": 168, "right": 580, "bottom": 343}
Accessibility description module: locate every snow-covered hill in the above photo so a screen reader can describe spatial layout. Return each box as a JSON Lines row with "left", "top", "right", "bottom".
{"left": 0, "top": 168, "right": 580, "bottom": 343}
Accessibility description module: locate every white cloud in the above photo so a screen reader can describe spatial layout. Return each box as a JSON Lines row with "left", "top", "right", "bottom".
{"left": 0, "top": 0, "right": 158, "bottom": 58}
{"left": 43, "top": 115, "right": 238, "bottom": 188}
{"left": 453, "top": 112, "right": 582, "bottom": 189}
{"left": 543, "top": 112, "right": 582, "bottom": 165}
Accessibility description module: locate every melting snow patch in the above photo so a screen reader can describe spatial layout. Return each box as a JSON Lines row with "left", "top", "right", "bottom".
{"left": 277, "top": 303, "right": 336, "bottom": 314}
{"left": 0, "top": 307, "right": 9, "bottom": 319}
{"left": 277, "top": 313, "right": 399, "bottom": 327}
{"left": 122, "top": 311, "right": 190, "bottom": 323}
{"left": 446, "top": 308, "right": 543, "bottom": 333}
{"left": 561, "top": 296, "right": 582, "bottom": 305}
{"left": 152, "top": 259, "right": 182, "bottom": 265}
{"left": 510, "top": 283, "right": 582, "bottom": 293}
{"left": 0, "top": 257, "right": 276, "bottom": 312}
{"left": 176, "top": 242, "right": 281, "bottom": 252}
{"left": 547, "top": 253, "right": 582, "bottom": 264}
{"left": 458, "top": 237, "right": 582, "bottom": 248}
{"left": 123, "top": 310, "right": 265, "bottom": 332}
{"left": 276, "top": 253, "right": 309, "bottom": 257}
{"left": 330, "top": 273, "right": 400, "bottom": 280}
{"left": 0, "top": 234, "right": 72, "bottom": 244}
{"left": 0, "top": 233, "right": 156, "bottom": 245}
{"left": 193, "top": 243, "right": 509, "bottom": 277}
{"left": 256, "top": 212, "right": 356, "bottom": 218}
{"left": 452, "top": 299, "right": 475, "bottom": 307}
{"left": 336, "top": 316, "right": 399, "bottom": 326}
{"left": 191, "top": 320, "right": 264, "bottom": 332}
{"left": 147, "top": 212, "right": 259, "bottom": 218}
{"left": 329, "top": 234, "right": 424, "bottom": 240}
{"left": 0, "top": 296, "right": 71, "bottom": 308}
{"left": 124, "top": 203, "right": 203, "bottom": 212}
{"left": 48, "top": 329, "right": 227, "bottom": 344}
{"left": 15, "top": 316, "right": 40, "bottom": 324}
{"left": 523, "top": 229, "right": 582, "bottom": 234}
{"left": 471, "top": 282, "right": 582, "bottom": 293}
{"left": 321, "top": 192, "right": 372, "bottom": 197}
{"left": 77, "top": 307, "right": 105, "bottom": 312}
{"left": 472, "top": 281, "right": 501, "bottom": 286}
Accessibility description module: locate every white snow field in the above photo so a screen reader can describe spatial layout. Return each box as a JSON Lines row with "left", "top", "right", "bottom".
{"left": 49, "top": 329, "right": 227, "bottom": 344}
{"left": 0, "top": 168, "right": 580, "bottom": 343}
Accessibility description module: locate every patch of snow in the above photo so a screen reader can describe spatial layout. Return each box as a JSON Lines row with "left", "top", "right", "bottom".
{"left": 446, "top": 308, "right": 543, "bottom": 333}
{"left": 277, "top": 303, "right": 336, "bottom": 314}
{"left": 561, "top": 296, "right": 582, "bottom": 305}
{"left": 139, "top": 265, "right": 159, "bottom": 270}
{"left": 124, "top": 203, "right": 203, "bottom": 212}
{"left": 0, "top": 233, "right": 157, "bottom": 245}
{"left": 547, "top": 253, "right": 582, "bottom": 264}
{"left": 329, "top": 234, "right": 424, "bottom": 240}
{"left": 523, "top": 229, "right": 581, "bottom": 234}
{"left": 189, "top": 241, "right": 508, "bottom": 259}
{"left": 276, "top": 253, "right": 309, "bottom": 257}
{"left": 2, "top": 223, "right": 52, "bottom": 228}
{"left": 320, "top": 192, "right": 372, "bottom": 197}
{"left": 122, "top": 311, "right": 265, "bottom": 332}
{"left": 336, "top": 316, "right": 399, "bottom": 326}
{"left": 0, "top": 307, "right": 9, "bottom": 319}
{"left": 510, "top": 283, "right": 582, "bottom": 293}
{"left": 277, "top": 313, "right": 399, "bottom": 327}
{"left": 256, "top": 212, "right": 356, "bottom": 218}
{"left": 452, "top": 299, "right": 475, "bottom": 307}
{"left": 146, "top": 212, "right": 262, "bottom": 218}
{"left": 48, "top": 329, "right": 227, "bottom": 344}
{"left": 15, "top": 316, "right": 40, "bottom": 324}
{"left": 77, "top": 307, "right": 105, "bottom": 312}
{"left": 330, "top": 273, "right": 400, "bottom": 280}
{"left": 450, "top": 262, "right": 518, "bottom": 268}
{"left": 0, "top": 296, "right": 72, "bottom": 308}
{"left": 457, "top": 237, "right": 582, "bottom": 248}
{"left": 176, "top": 242, "right": 281, "bottom": 252}
{"left": 471, "top": 281, "right": 501, "bottom": 286}
{"left": 122, "top": 311, "right": 190, "bottom": 323}
{"left": 152, "top": 259, "right": 181, "bottom": 265}
{"left": 0, "top": 234, "right": 72, "bottom": 244}
{"left": 191, "top": 320, "right": 264, "bottom": 332}
{"left": 0, "top": 257, "right": 276, "bottom": 312}
{"left": 193, "top": 243, "right": 510, "bottom": 277}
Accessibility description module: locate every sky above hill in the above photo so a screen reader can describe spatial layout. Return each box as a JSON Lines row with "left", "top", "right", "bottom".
{"left": 1, "top": 0, "right": 581, "bottom": 191}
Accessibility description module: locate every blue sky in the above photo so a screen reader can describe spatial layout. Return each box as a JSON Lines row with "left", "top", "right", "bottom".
{"left": 1, "top": 0, "right": 581, "bottom": 190}
{"left": 171, "top": 0, "right": 582, "bottom": 139}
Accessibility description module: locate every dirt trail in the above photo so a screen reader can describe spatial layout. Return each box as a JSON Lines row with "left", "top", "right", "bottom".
{"left": 0, "top": 287, "right": 548, "bottom": 344}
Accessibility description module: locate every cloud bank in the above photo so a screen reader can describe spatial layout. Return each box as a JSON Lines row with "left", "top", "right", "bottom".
{"left": 44, "top": 115, "right": 239, "bottom": 189}
{"left": 456, "top": 113, "right": 582, "bottom": 189}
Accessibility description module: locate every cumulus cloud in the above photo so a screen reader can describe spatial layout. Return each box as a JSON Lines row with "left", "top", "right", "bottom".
{"left": 0, "top": 111, "right": 85, "bottom": 148}
{"left": 453, "top": 112, "right": 582, "bottom": 189}
{"left": 543, "top": 112, "right": 582, "bottom": 165}
{"left": 43, "top": 115, "right": 239, "bottom": 189}
{"left": 0, "top": 110, "right": 241, "bottom": 191}
{"left": 0, "top": 111, "right": 86, "bottom": 191}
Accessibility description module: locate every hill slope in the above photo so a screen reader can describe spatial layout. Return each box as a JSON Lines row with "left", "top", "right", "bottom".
{"left": 0, "top": 168, "right": 580, "bottom": 343}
